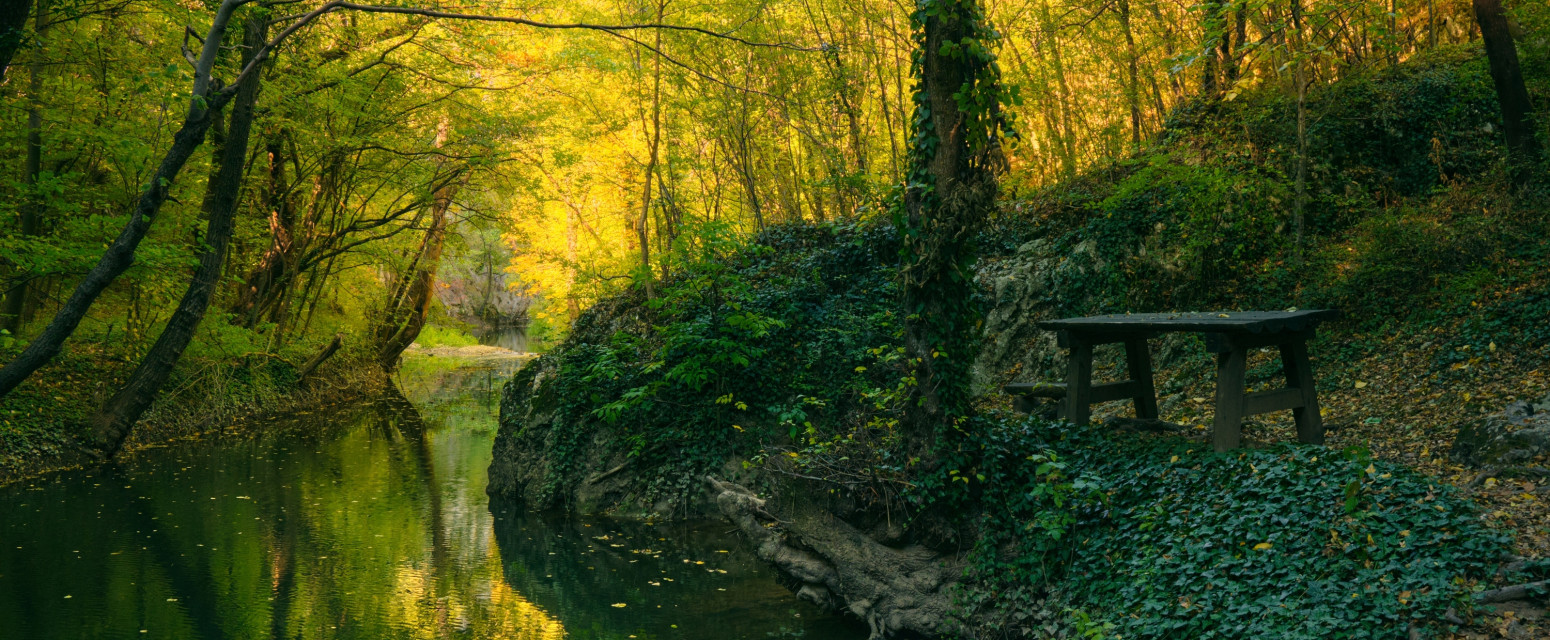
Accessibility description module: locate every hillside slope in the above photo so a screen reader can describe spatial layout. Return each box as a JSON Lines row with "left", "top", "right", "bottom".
{"left": 488, "top": 45, "right": 1550, "bottom": 638}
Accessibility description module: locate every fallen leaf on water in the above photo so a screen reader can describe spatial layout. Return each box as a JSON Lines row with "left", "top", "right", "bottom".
{"left": 611, "top": 603, "right": 627, "bottom": 608}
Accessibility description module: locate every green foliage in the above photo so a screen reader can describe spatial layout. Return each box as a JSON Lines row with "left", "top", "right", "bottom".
{"left": 415, "top": 324, "right": 479, "bottom": 348}
{"left": 952, "top": 416, "right": 1510, "bottom": 639}
{"left": 528, "top": 222, "right": 904, "bottom": 508}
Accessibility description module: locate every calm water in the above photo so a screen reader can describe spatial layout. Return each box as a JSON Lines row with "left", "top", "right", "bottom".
{"left": 476, "top": 326, "right": 530, "bottom": 354}
{"left": 0, "top": 357, "right": 860, "bottom": 640}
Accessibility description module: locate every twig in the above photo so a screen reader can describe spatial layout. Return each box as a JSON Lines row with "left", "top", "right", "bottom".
{"left": 585, "top": 460, "right": 632, "bottom": 485}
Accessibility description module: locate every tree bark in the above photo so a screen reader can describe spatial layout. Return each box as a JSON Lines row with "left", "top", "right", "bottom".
{"left": 89, "top": 15, "right": 269, "bottom": 457}
{"left": 1119, "top": 0, "right": 1144, "bottom": 147}
{"left": 1201, "top": 0, "right": 1226, "bottom": 97}
{"left": 1472, "top": 0, "right": 1542, "bottom": 180}
{"left": 636, "top": 0, "right": 664, "bottom": 298}
{"left": 0, "top": 0, "right": 245, "bottom": 402}
{"left": 2, "top": 0, "right": 45, "bottom": 334}
{"left": 1291, "top": 0, "right": 1309, "bottom": 261}
{"left": 1226, "top": 3, "right": 1248, "bottom": 85}
{"left": 373, "top": 138, "right": 460, "bottom": 371}
{"left": 296, "top": 333, "right": 343, "bottom": 383}
{"left": 0, "top": 0, "right": 31, "bottom": 83}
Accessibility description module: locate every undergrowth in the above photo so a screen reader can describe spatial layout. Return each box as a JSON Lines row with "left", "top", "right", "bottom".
{"left": 949, "top": 416, "right": 1508, "bottom": 639}
{"left": 526, "top": 221, "right": 905, "bottom": 508}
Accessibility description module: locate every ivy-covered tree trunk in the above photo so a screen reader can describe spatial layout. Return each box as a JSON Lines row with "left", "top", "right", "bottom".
{"left": 898, "top": 0, "right": 1010, "bottom": 451}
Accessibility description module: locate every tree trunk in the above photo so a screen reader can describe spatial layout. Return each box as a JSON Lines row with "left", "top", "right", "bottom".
{"left": 636, "top": 0, "right": 664, "bottom": 298}
{"left": 1119, "top": 0, "right": 1144, "bottom": 147}
{"left": 2, "top": 0, "right": 46, "bottom": 334}
{"left": 1226, "top": 3, "right": 1248, "bottom": 85}
{"left": 373, "top": 147, "right": 460, "bottom": 371}
{"left": 1291, "top": 0, "right": 1309, "bottom": 262}
{"left": 0, "top": 0, "right": 31, "bottom": 83}
{"left": 1201, "top": 0, "right": 1226, "bottom": 97}
{"left": 1472, "top": 0, "right": 1542, "bottom": 180}
{"left": 899, "top": 0, "right": 1007, "bottom": 448}
{"left": 232, "top": 130, "right": 297, "bottom": 324}
{"left": 296, "top": 333, "right": 342, "bottom": 384}
{"left": 0, "top": 0, "right": 245, "bottom": 402}
{"left": 88, "top": 15, "right": 269, "bottom": 457}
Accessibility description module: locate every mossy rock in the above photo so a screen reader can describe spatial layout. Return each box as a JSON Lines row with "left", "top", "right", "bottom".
{"left": 1451, "top": 392, "right": 1550, "bottom": 467}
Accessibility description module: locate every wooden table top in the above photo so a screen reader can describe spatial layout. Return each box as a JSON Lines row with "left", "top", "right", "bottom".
{"left": 1037, "top": 310, "right": 1342, "bottom": 334}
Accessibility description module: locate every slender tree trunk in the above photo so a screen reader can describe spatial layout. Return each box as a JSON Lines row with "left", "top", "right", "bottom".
{"left": 636, "top": 0, "right": 664, "bottom": 298}
{"left": 1428, "top": 0, "right": 1437, "bottom": 49}
{"left": 2, "top": 0, "right": 46, "bottom": 333}
{"left": 1226, "top": 3, "right": 1248, "bottom": 85}
{"left": 1472, "top": 0, "right": 1542, "bottom": 180}
{"left": 0, "top": 0, "right": 244, "bottom": 401}
{"left": 1119, "top": 0, "right": 1143, "bottom": 148}
{"left": 1291, "top": 0, "right": 1309, "bottom": 262}
{"left": 1201, "top": 0, "right": 1226, "bottom": 97}
{"left": 89, "top": 15, "right": 268, "bottom": 456}
{"left": 374, "top": 169, "right": 458, "bottom": 371}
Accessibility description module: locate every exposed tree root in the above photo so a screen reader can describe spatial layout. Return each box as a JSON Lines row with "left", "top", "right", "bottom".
{"left": 1477, "top": 579, "right": 1550, "bottom": 603}
{"left": 705, "top": 475, "right": 962, "bottom": 639}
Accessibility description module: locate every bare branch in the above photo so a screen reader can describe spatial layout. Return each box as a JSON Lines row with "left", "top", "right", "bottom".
{"left": 226, "top": 0, "right": 816, "bottom": 94}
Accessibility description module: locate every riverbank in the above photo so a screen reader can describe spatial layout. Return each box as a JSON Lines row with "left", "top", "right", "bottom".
{"left": 2, "top": 351, "right": 851, "bottom": 639}
{"left": 0, "top": 343, "right": 393, "bottom": 485}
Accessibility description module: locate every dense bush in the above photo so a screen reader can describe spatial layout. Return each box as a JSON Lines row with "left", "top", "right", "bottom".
{"left": 529, "top": 221, "right": 906, "bottom": 507}
{"left": 954, "top": 417, "right": 1510, "bottom": 639}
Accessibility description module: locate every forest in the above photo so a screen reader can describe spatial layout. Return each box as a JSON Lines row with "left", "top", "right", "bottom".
{"left": 0, "top": 0, "right": 1547, "bottom": 637}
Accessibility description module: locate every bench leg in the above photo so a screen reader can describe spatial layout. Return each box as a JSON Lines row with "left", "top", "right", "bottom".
{"left": 1280, "top": 338, "right": 1325, "bottom": 445}
{"left": 1124, "top": 337, "right": 1159, "bottom": 420}
{"left": 1212, "top": 347, "right": 1247, "bottom": 451}
{"left": 1063, "top": 337, "right": 1094, "bottom": 425}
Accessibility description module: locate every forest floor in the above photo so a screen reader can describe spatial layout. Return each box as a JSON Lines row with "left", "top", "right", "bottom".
{"left": 1068, "top": 304, "right": 1550, "bottom": 638}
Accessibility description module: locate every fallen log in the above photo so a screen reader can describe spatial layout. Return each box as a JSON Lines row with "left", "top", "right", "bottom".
{"left": 297, "top": 334, "right": 344, "bottom": 384}
{"left": 1476, "top": 579, "right": 1550, "bottom": 603}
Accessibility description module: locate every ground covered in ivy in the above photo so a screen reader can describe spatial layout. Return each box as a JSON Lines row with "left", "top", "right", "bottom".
{"left": 950, "top": 417, "right": 1516, "bottom": 639}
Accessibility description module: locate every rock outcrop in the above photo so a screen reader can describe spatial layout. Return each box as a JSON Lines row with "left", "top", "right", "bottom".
{"left": 1452, "top": 392, "right": 1550, "bottom": 468}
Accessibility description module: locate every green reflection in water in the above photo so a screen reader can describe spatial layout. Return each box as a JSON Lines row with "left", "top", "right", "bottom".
{"left": 0, "top": 357, "right": 862, "bottom": 640}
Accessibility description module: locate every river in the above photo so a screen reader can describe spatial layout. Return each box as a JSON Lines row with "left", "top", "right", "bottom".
{"left": 0, "top": 356, "right": 862, "bottom": 639}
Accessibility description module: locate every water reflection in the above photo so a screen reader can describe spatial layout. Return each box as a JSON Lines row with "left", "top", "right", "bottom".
{"left": 0, "top": 358, "right": 859, "bottom": 639}
{"left": 475, "top": 326, "right": 530, "bottom": 354}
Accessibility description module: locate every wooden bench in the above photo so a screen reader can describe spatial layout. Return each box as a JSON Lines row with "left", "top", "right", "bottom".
{"left": 1006, "top": 310, "right": 1341, "bottom": 451}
